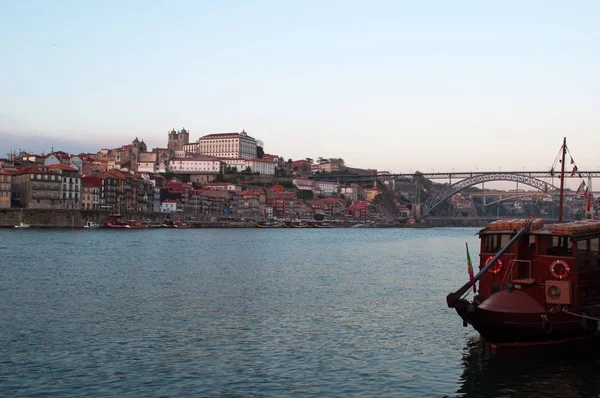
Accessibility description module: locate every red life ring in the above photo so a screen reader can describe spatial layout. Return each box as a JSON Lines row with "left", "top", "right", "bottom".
{"left": 550, "top": 260, "right": 571, "bottom": 280}
{"left": 486, "top": 257, "right": 504, "bottom": 274}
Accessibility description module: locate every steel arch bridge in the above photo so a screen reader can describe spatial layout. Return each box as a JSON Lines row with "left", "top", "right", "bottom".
{"left": 418, "top": 173, "right": 559, "bottom": 220}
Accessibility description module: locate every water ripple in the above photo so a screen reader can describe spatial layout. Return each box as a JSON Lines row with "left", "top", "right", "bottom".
{"left": 1, "top": 228, "right": 599, "bottom": 396}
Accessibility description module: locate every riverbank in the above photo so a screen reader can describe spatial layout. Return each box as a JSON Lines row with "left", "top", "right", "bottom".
{"left": 0, "top": 209, "right": 492, "bottom": 229}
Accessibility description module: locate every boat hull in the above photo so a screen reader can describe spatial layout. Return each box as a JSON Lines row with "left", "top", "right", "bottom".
{"left": 454, "top": 299, "right": 597, "bottom": 344}
{"left": 104, "top": 223, "right": 131, "bottom": 229}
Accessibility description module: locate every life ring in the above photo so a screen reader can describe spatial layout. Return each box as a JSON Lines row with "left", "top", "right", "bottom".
{"left": 486, "top": 257, "right": 504, "bottom": 274}
{"left": 550, "top": 260, "right": 570, "bottom": 280}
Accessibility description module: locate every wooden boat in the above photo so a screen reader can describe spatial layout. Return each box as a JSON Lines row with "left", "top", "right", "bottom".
{"left": 126, "top": 220, "right": 148, "bottom": 229}
{"left": 256, "top": 221, "right": 280, "bottom": 228}
{"left": 173, "top": 220, "right": 191, "bottom": 228}
{"left": 447, "top": 138, "right": 600, "bottom": 350}
{"left": 162, "top": 220, "right": 192, "bottom": 228}
{"left": 104, "top": 214, "right": 131, "bottom": 229}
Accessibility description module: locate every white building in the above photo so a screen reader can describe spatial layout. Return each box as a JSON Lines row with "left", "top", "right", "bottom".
{"left": 197, "top": 130, "right": 257, "bottom": 159}
{"left": 222, "top": 158, "right": 249, "bottom": 173}
{"left": 137, "top": 152, "right": 158, "bottom": 173}
{"left": 168, "top": 156, "right": 223, "bottom": 174}
{"left": 221, "top": 158, "right": 275, "bottom": 175}
{"left": 160, "top": 200, "right": 181, "bottom": 213}
{"left": 293, "top": 177, "right": 315, "bottom": 190}
{"left": 248, "top": 158, "right": 275, "bottom": 175}
{"left": 316, "top": 181, "right": 339, "bottom": 197}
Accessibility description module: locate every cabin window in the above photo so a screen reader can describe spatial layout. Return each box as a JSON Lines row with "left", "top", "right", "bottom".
{"left": 483, "top": 234, "right": 511, "bottom": 253}
{"left": 591, "top": 238, "right": 599, "bottom": 254}
{"left": 546, "top": 235, "right": 572, "bottom": 256}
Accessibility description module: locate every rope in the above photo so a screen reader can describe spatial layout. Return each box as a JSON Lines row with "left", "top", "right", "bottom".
{"left": 562, "top": 308, "right": 600, "bottom": 321}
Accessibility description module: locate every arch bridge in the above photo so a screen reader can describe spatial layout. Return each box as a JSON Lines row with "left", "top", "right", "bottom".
{"left": 417, "top": 173, "right": 559, "bottom": 220}
{"left": 310, "top": 170, "right": 600, "bottom": 220}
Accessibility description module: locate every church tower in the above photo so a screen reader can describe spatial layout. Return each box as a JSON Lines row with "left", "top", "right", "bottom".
{"left": 131, "top": 137, "right": 140, "bottom": 171}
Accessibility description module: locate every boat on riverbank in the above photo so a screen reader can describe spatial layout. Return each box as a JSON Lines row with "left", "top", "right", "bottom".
{"left": 83, "top": 221, "right": 101, "bottom": 229}
{"left": 161, "top": 220, "right": 192, "bottom": 228}
{"left": 126, "top": 220, "right": 148, "bottom": 229}
{"left": 447, "top": 138, "right": 600, "bottom": 352}
{"left": 104, "top": 214, "right": 131, "bottom": 229}
{"left": 256, "top": 221, "right": 281, "bottom": 228}
{"left": 14, "top": 222, "right": 31, "bottom": 229}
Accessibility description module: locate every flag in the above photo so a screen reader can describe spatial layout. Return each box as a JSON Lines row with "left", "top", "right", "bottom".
{"left": 571, "top": 165, "right": 578, "bottom": 177}
{"left": 549, "top": 169, "right": 554, "bottom": 176}
{"left": 466, "top": 242, "right": 476, "bottom": 293}
{"left": 576, "top": 181, "right": 586, "bottom": 194}
{"left": 570, "top": 157, "right": 574, "bottom": 164}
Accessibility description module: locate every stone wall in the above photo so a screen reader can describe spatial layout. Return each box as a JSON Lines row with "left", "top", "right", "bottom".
{"left": 0, "top": 209, "right": 168, "bottom": 228}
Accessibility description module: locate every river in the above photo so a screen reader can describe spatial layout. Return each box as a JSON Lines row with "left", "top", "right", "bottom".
{"left": 1, "top": 228, "right": 599, "bottom": 397}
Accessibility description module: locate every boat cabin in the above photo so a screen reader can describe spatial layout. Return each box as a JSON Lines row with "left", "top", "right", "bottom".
{"left": 477, "top": 219, "right": 600, "bottom": 311}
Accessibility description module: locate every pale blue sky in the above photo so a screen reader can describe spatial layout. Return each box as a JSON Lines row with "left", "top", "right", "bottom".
{"left": 1, "top": 0, "right": 599, "bottom": 174}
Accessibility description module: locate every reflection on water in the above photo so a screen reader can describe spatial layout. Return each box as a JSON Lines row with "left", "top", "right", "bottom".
{"left": 457, "top": 336, "right": 600, "bottom": 397}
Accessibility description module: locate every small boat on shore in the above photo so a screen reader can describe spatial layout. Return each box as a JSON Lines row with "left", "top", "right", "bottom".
{"left": 14, "top": 222, "right": 31, "bottom": 229}
{"left": 162, "top": 220, "right": 192, "bottom": 228}
{"left": 256, "top": 221, "right": 280, "bottom": 228}
{"left": 447, "top": 138, "right": 600, "bottom": 352}
{"left": 83, "top": 221, "right": 101, "bottom": 229}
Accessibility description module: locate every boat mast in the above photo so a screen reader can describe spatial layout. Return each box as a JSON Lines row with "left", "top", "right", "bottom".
{"left": 558, "top": 137, "right": 566, "bottom": 223}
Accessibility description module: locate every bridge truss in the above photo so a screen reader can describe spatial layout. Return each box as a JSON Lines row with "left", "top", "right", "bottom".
{"left": 418, "top": 173, "right": 560, "bottom": 220}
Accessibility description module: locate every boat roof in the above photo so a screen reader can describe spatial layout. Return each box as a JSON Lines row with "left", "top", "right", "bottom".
{"left": 481, "top": 218, "right": 600, "bottom": 238}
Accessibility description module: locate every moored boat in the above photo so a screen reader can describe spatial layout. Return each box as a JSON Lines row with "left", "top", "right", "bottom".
{"left": 14, "top": 222, "right": 31, "bottom": 229}
{"left": 256, "top": 221, "right": 280, "bottom": 228}
{"left": 173, "top": 220, "right": 192, "bottom": 228}
{"left": 83, "top": 221, "right": 101, "bottom": 229}
{"left": 447, "top": 138, "right": 600, "bottom": 351}
{"left": 104, "top": 214, "right": 131, "bottom": 229}
{"left": 126, "top": 220, "right": 148, "bottom": 229}
{"left": 162, "top": 219, "right": 192, "bottom": 228}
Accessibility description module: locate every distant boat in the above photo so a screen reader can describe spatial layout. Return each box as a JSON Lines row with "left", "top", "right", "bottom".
{"left": 126, "top": 220, "right": 148, "bottom": 229}
{"left": 162, "top": 220, "right": 192, "bottom": 228}
{"left": 173, "top": 220, "right": 192, "bottom": 228}
{"left": 104, "top": 214, "right": 131, "bottom": 229}
{"left": 256, "top": 221, "right": 280, "bottom": 228}
{"left": 313, "top": 221, "right": 332, "bottom": 228}
{"left": 83, "top": 221, "right": 101, "bottom": 229}
{"left": 14, "top": 222, "right": 31, "bottom": 229}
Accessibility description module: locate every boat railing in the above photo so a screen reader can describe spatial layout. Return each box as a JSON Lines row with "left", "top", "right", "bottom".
{"left": 502, "top": 259, "right": 534, "bottom": 287}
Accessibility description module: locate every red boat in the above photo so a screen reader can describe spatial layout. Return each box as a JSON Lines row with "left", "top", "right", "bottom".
{"left": 104, "top": 214, "right": 131, "bottom": 229}
{"left": 447, "top": 138, "right": 600, "bottom": 350}
{"left": 161, "top": 220, "right": 192, "bottom": 228}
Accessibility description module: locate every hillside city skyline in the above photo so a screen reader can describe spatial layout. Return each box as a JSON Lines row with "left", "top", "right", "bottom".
{"left": 2, "top": 2, "right": 599, "bottom": 174}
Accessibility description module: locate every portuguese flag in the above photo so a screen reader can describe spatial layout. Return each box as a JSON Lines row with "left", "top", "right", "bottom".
{"left": 466, "top": 242, "right": 476, "bottom": 293}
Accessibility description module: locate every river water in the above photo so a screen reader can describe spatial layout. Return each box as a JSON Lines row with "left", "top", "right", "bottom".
{"left": 1, "top": 228, "right": 599, "bottom": 397}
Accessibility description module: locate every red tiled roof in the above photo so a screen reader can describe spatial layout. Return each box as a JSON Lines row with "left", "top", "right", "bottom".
{"left": 47, "top": 164, "right": 78, "bottom": 172}
{"left": 241, "top": 189, "right": 263, "bottom": 196}
{"left": 81, "top": 176, "right": 101, "bottom": 187}
{"left": 201, "top": 132, "right": 250, "bottom": 139}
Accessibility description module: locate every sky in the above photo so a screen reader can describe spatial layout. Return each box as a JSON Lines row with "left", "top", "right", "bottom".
{"left": 1, "top": 0, "right": 599, "bottom": 176}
